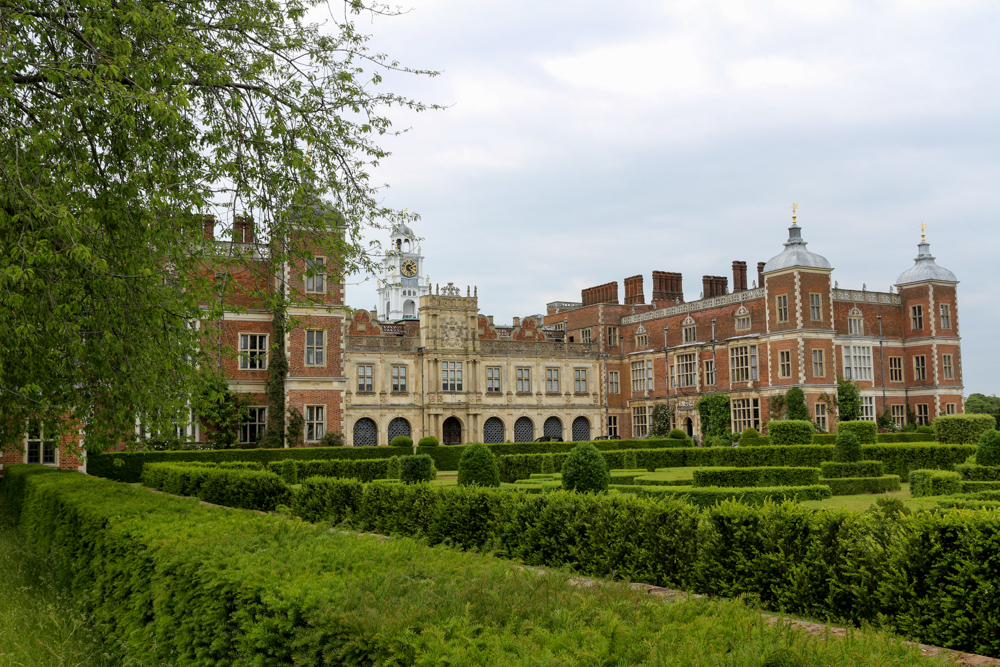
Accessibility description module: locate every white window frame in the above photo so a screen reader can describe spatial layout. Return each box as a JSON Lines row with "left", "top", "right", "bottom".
{"left": 581, "top": 328, "right": 591, "bottom": 344}
{"left": 239, "top": 333, "right": 268, "bottom": 370}
{"left": 815, "top": 403, "right": 827, "bottom": 432}
{"left": 848, "top": 317, "right": 864, "bottom": 336}
{"left": 358, "top": 364, "right": 374, "bottom": 392}
{"left": 809, "top": 293, "right": 822, "bottom": 321}
{"left": 945, "top": 403, "right": 956, "bottom": 415}
{"left": 392, "top": 365, "right": 407, "bottom": 392}
{"left": 574, "top": 368, "right": 588, "bottom": 393}
{"left": 731, "top": 398, "right": 760, "bottom": 434}
{"left": 842, "top": 345, "right": 873, "bottom": 381}
{"left": 305, "top": 405, "right": 325, "bottom": 442}
{"left": 942, "top": 354, "right": 954, "bottom": 380}
{"left": 779, "top": 350, "right": 792, "bottom": 379}
{"left": 916, "top": 403, "right": 930, "bottom": 426}
{"left": 704, "top": 359, "right": 715, "bottom": 386}
{"left": 729, "top": 345, "right": 758, "bottom": 383}
{"left": 861, "top": 396, "right": 876, "bottom": 422}
{"left": 632, "top": 406, "right": 648, "bottom": 438}
{"left": 940, "top": 304, "right": 951, "bottom": 329}
{"left": 305, "top": 330, "right": 325, "bottom": 366}
{"left": 892, "top": 404, "right": 906, "bottom": 428}
{"left": 677, "top": 352, "right": 697, "bottom": 388}
{"left": 607, "top": 326, "right": 618, "bottom": 346}
{"left": 776, "top": 294, "right": 789, "bottom": 323}
{"left": 635, "top": 331, "right": 648, "bottom": 347}
{"left": 487, "top": 366, "right": 502, "bottom": 393}
{"left": 608, "top": 371, "right": 619, "bottom": 394}
{"left": 545, "top": 367, "right": 560, "bottom": 393}
{"left": 25, "top": 422, "right": 57, "bottom": 466}
{"left": 443, "top": 361, "right": 463, "bottom": 392}
{"left": 305, "top": 257, "right": 326, "bottom": 293}
{"left": 812, "top": 349, "right": 825, "bottom": 377}
{"left": 631, "top": 360, "right": 646, "bottom": 393}
{"left": 683, "top": 325, "right": 696, "bottom": 344}
{"left": 516, "top": 367, "right": 531, "bottom": 393}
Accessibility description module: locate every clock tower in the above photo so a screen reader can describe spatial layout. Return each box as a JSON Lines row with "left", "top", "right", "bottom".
{"left": 376, "top": 222, "right": 430, "bottom": 320}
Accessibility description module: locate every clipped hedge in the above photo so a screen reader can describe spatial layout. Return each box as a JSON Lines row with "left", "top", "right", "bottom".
{"left": 457, "top": 444, "right": 501, "bottom": 488}
{"left": 955, "top": 464, "right": 1000, "bottom": 482}
{"left": 609, "top": 484, "right": 832, "bottom": 507}
{"left": 767, "top": 420, "right": 815, "bottom": 445}
{"left": 497, "top": 443, "right": 975, "bottom": 483}
{"left": 561, "top": 443, "right": 609, "bottom": 493}
{"left": 935, "top": 414, "right": 996, "bottom": 445}
{"left": 814, "top": 433, "right": 936, "bottom": 444}
{"left": 837, "top": 421, "right": 878, "bottom": 445}
{"left": 820, "top": 475, "right": 901, "bottom": 496}
{"left": 267, "top": 457, "right": 400, "bottom": 484}
{"left": 820, "top": 461, "right": 884, "bottom": 479}
{"left": 909, "top": 469, "right": 962, "bottom": 497}
{"left": 141, "top": 462, "right": 292, "bottom": 511}
{"left": 691, "top": 467, "right": 820, "bottom": 488}
{"left": 400, "top": 454, "right": 436, "bottom": 483}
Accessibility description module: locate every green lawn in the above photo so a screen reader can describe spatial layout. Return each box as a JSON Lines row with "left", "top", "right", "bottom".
{"left": 0, "top": 496, "right": 124, "bottom": 666}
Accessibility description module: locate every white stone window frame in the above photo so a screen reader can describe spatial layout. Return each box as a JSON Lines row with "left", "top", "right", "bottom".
{"left": 574, "top": 368, "right": 588, "bottom": 394}
{"left": 842, "top": 344, "right": 873, "bottom": 381}
{"left": 911, "top": 304, "right": 923, "bottom": 331}
{"left": 815, "top": 403, "right": 827, "bottom": 432}
{"left": 607, "top": 415, "right": 618, "bottom": 438}
{"left": 581, "top": 328, "right": 591, "bottom": 344}
{"left": 305, "top": 405, "right": 326, "bottom": 442}
{"left": 812, "top": 349, "right": 825, "bottom": 378}
{"left": 516, "top": 367, "right": 531, "bottom": 394}
{"left": 704, "top": 359, "right": 715, "bottom": 386}
{"left": 486, "top": 366, "right": 503, "bottom": 393}
{"left": 809, "top": 293, "right": 823, "bottom": 321}
{"left": 734, "top": 305, "right": 751, "bottom": 332}
{"left": 391, "top": 365, "right": 407, "bottom": 393}
{"left": 442, "top": 361, "right": 463, "bottom": 392}
{"left": 729, "top": 344, "right": 758, "bottom": 383}
{"left": 608, "top": 371, "right": 620, "bottom": 394}
{"left": 239, "top": 333, "right": 269, "bottom": 370}
{"left": 776, "top": 294, "right": 789, "bottom": 323}
{"left": 779, "top": 350, "right": 792, "bottom": 379}
{"left": 889, "top": 356, "right": 903, "bottom": 382}
{"left": 545, "top": 367, "right": 560, "bottom": 394}
{"left": 861, "top": 396, "right": 876, "bottom": 422}
{"left": 940, "top": 303, "right": 952, "bottom": 329}
{"left": 632, "top": 406, "right": 648, "bottom": 438}
{"left": 305, "top": 329, "right": 325, "bottom": 367}
{"left": 305, "top": 256, "right": 326, "bottom": 293}
{"left": 357, "top": 364, "right": 374, "bottom": 392}
{"left": 24, "top": 422, "right": 58, "bottom": 466}
{"left": 607, "top": 326, "right": 618, "bottom": 347}
{"left": 942, "top": 354, "right": 954, "bottom": 380}
{"left": 630, "top": 360, "right": 646, "bottom": 393}
{"left": 677, "top": 352, "right": 697, "bottom": 388}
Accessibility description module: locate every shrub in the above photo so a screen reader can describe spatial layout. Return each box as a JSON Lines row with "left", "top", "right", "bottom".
{"left": 785, "top": 387, "right": 810, "bottom": 421}
{"left": 391, "top": 435, "right": 413, "bottom": 448}
{"left": 417, "top": 436, "right": 439, "bottom": 447}
{"left": 916, "top": 425, "right": 934, "bottom": 435}
{"left": 739, "top": 428, "right": 760, "bottom": 447}
{"left": 319, "top": 431, "right": 345, "bottom": 446}
{"left": 837, "top": 378, "right": 862, "bottom": 421}
{"left": 691, "top": 466, "right": 820, "bottom": 488}
{"left": 705, "top": 435, "right": 726, "bottom": 448}
{"left": 909, "top": 469, "right": 962, "bottom": 497}
{"left": 935, "top": 414, "right": 996, "bottom": 444}
{"left": 267, "top": 457, "right": 401, "bottom": 483}
{"left": 822, "top": 476, "right": 901, "bottom": 495}
{"left": 399, "top": 454, "right": 436, "bottom": 483}
{"left": 820, "top": 461, "right": 883, "bottom": 479}
{"left": 977, "top": 429, "right": 1000, "bottom": 467}
{"left": 834, "top": 431, "right": 862, "bottom": 462}
{"left": 274, "top": 458, "right": 298, "bottom": 484}
{"left": 836, "top": 421, "right": 878, "bottom": 445}
{"left": 696, "top": 394, "right": 731, "bottom": 438}
{"left": 668, "top": 429, "right": 687, "bottom": 440}
{"left": 955, "top": 463, "right": 1000, "bottom": 482}
{"left": 561, "top": 443, "right": 609, "bottom": 493}
{"left": 609, "top": 484, "right": 832, "bottom": 507}
{"left": 457, "top": 443, "right": 500, "bottom": 488}
{"left": 768, "top": 420, "right": 814, "bottom": 446}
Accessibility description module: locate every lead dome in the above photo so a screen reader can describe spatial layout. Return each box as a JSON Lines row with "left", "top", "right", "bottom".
{"left": 896, "top": 240, "right": 957, "bottom": 285}
{"left": 762, "top": 223, "right": 832, "bottom": 273}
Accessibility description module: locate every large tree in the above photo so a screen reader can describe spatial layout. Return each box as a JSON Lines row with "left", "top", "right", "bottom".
{"left": 0, "top": 0, "right": 434, "bottom": 448}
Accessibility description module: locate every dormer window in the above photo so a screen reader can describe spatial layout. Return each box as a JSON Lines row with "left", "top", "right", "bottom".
{"left": 848, "top": 307, "right": 864, "bottom": 336}
{"left": 635, "top": 325, "right": 648, "bottom": 347}
{"left": 682, "top": 316, "right": 696, "bottom": 343}
{"left": 735, "top": 305, "right": 751, "bottom": 331}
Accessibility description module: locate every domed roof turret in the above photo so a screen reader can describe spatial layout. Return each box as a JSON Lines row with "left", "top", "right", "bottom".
{"left": 896, "top": 239, "right": 957, "bottom": 285}
{"left": 762, "top": 222, "right": 832, "bottom": 273}
{"left": 391, "top": 221, "right": 415, "bottom": 238}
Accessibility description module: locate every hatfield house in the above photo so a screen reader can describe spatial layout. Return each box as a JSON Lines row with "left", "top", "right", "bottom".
{"left": 1, "top": 211, "right": 964, "bottom": 471}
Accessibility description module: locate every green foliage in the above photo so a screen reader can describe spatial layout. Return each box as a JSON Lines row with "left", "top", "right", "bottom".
{"left": 648, "top": 404, "right": 675, "bottom": 437}
{"left": 935, "top": 414, "right": 997, "bottom": 444}
{"left": 696, "top": 394, "right": 731, "bottom": 438}
{"left": 977, "top": 430, "right": 1000, "bottom": 467}
{"left": 820, "top": 461, "right": 884, "bottom": 479}
{"left": 142, "top": 462, "right": 291, "bottom": 510}
{"left": 285, "top": 407, "right": 305, "bottom": 449}
{"left": 193, "top": 371, "right": 251, "bottom": 449}
{"left": 561, "top": 443, "right": 609, "bottom": 493}
{"left": 785, "top": 387, "right": 810, "bottom": 421}
{"left": 768, "top": 420, "right": 815, "bottom": 446}
{"left": 821, "top": 476, "right": 901, "bottom": 495}
{"left": 266, "top": 457, "right": 400, "bottom": 483}
{"left": 836, "top": 378, "right": 862, "bottom": 422}
{"left": 0, "top": 0, "right": 434, "bottom": 449}
{"left": 391, "top": 435, "right": 414, "bottom": 448}
{"left": 418, "top": 436, "right": 440, "bottom": 447}
{"left": 915, "top": 425, "right": 934, "bottom": 435}
{"left": 668, "top": 428, "right": 687, "bottom": 440}
{"left": 966, "top": 393, "right": 1000, "bottom": 416}
{"left": 768, "top": 393, "right": 787, "bottom": 421}
{"left": 908, "top": 470, "right": 962, "bottom": 497}
{"left": 837, "top": 420, "right": 878, "bottom": 445}
{"left": 399, "top": 454, "right": 436, "bottom": 484}
{"left": 739, "top": 428, "right": 760, "bottom": 447}
{"left": 457, "top": 444, "right": 500, "bottom": 488}
{"left": 319, "top": 431, "right": 345, "bottom": 447}
{"left": 877, "top": 409, "right": 896, "bottom": 431}
{"left": 608, "top": 484, "right": 832, "bottom": 507}
{"left": 692, "top": 467, "right": 820, "bottom": 488}
{"left": 955, "top": 463, "right": 1000, "bottom": 482}
{"left": 704, "top": 435, "right": 726, "bottom": 447}
{"left": 834, "top": 431, "right": 863, "bottom": 462}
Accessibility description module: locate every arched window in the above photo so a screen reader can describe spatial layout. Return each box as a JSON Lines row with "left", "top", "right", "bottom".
{"left": 404, "top": 300, "right": 416, "bottom": 317}
{"left": 483, "top": 417, "right": 505, "bottom": 443}
{"left": 353, "top": 418, "right": 377, "bottom": 447}
{"left": 543, "top": 416, "right": 563, "bottom": 441}
{"left": 514, "top": 417, "right": 534, "bottom": 443}
{"left": 388, "top": 417, "right": 411, "bottom": 442}
{"left": 571, "top": 416, "right": 591, "bottom": 442}
{"left": 443, "top": 416, "right": 462, "bottom": 445}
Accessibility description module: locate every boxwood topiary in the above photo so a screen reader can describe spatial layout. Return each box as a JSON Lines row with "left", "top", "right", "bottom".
{"left": 935, "top": 414, "right": 996, "bottom": 444}
{"left": 417, "top": 436, "right": 439, "bottom": 447}
{"left": 768, "top": 420, "right": 814, "bottom": 446}
{"left": 457, "top": 443, "right": 500, "bottom": 487}
{"left": 977, "top": 429, "right": 1000, "bottom": 467}
{"left": 739, "top": 427, "right": 760, "bottom": 447}
{"left": 399, "top": 454, "right": 436, "bottom": 483}
{"left": 561, "top": 442, "right": 609, "bottom": 493}
{"left": 668, "top": 429, "right": 687, "bottom": 440}
{"left": 836, "top": 420, "right": 878, "bottom": 445}
{"left": 834, "top": 430, "right": 862, "bottom": 462}
{"left": 391, "top": 435, "right": 413, "bottom": 448}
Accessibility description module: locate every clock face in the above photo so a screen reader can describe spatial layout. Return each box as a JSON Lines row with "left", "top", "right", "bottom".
{"left": 400, "top": 259, "right": 418, "bottom": 278}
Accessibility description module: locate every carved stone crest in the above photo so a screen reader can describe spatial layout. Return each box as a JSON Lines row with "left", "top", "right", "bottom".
{"left": 441, "top": 316, "right": 464, "bottom": 348}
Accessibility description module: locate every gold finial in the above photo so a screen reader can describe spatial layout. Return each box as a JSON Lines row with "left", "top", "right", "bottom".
{"left": 791, "top": 201, "right": 798, "bottom": 225}
{"left": 920, "top": 222, "right": 927, "bottom": 243}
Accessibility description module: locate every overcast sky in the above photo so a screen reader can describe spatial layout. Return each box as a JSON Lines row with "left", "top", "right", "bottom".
{"left": 330, "top": 0, "right": 999, "bottom": 397}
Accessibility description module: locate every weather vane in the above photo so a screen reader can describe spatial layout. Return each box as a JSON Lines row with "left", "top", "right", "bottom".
{"left": 791, "top": 202, "right": 798, "bottom": 225}
{"left": 920, "top": 222, "right": 927, "bottom": 243}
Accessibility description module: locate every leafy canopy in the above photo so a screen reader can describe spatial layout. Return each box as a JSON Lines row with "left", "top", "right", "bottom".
{"left": 0, "top": 1, "right": 436, "bottom": 448}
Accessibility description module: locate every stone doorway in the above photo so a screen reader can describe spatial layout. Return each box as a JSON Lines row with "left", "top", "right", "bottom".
{"left": 443, "top": 416, "right": 462, "bottom": 445}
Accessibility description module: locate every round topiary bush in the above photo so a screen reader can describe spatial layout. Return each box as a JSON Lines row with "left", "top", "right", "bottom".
{"left": 977, "top": 429, "right": 1000, "bottom": 467}
{"left": 739, "top": 427, "right": 760, "bottom": 447}
{"left": 668, "top": 429, "right": 687, "bottom": 440}
{"left": 391, "top": 435, "right": 413, "bottom": 448}
{"left": 916, "top": 425, "right": 934, "bottom": 435}
{"left": 457, "top": 443, "right": 500, "bottom": 487}
{"left": 561, "top": 442, "right": 609, "bottom": 493}
{"left": 417, "top": 436, "right": 439, "bottom": 447}
{"left": 834, "top": 430, "right": 862, "bottom": 462}
{"left": 399, "top": 454, "right": 436, "bottom": 483}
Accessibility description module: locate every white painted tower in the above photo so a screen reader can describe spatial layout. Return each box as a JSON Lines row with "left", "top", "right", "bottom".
{"left": 377, "top": 223, "right": 429, "bottom": 320}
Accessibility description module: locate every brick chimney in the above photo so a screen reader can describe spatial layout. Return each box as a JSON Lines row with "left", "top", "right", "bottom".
{"left": 757, "top": 262, "right": 766, "bottom": 289}
{"left": 234, "top": 217, "right": 254, "bottom": 243}
{"left": 623, "top": 275, "right": 645, "bottom": 305}
{"left": 732, "top": 261, "right": 747, "bottom": 292}
{"left": 581, "top": 281, "right": 620, "bottom": 306}
{"left": 203, "top": 215, "right": 215, "bottom": 240}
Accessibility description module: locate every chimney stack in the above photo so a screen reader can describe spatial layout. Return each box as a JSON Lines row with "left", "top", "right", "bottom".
{"left": 623, "top": 275, "right": 645, "bottom": 305}
{"left": 203, "top": 215, "right": 215, "bottom": 240}
{"left": 652, "top": 271, "right": 684, "bottom": 303}
{"left": 757, "top": 262, "right": 766, "bottom": 289}
{"left": 581, "top": 281, "right": 620, "bottom": 306}
{"left": 732, "top": 261, "right": 747, "bottom": 292}
{"left": 233, "top": 217, "right": 254, "bottom": 243}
